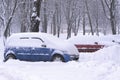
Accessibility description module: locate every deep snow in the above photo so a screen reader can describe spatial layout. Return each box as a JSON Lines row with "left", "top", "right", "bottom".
{"left": 1, "top": 34, "right": 120, "bottom": 80}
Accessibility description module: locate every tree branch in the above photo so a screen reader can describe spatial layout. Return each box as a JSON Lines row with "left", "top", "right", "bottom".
{"left": 4, "top": 0, "right": 18, "bottom": 38}
{"left": 105, "top": 0, "right": 110, "bottom": 9}
{"left": 0, "top": 16, "right": 4, "bottom": 22}
{"left": 101, "top": 0, "right": 110, "bottom": 20}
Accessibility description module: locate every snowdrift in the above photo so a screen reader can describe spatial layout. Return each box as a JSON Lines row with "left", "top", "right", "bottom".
{"left": 79, "top": 45, "right": 120, "bottom": 63}
{"left": 94, "top": 45, "right": 120, "bottom": 63}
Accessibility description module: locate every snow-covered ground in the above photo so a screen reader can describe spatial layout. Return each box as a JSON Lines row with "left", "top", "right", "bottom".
{"left": 1, "top": 34, "right": 120, "bottom": 80}
{"left": 1, "top": 60, "right": 120, "bottom": 80}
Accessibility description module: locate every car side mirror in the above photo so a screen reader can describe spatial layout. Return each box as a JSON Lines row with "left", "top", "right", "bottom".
{"left": 41, "top": 44, "right": 47, "bottom": 47}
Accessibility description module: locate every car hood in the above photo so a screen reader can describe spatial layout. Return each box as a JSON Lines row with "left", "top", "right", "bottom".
{"left": 47, "top": 41, "right": 79, "bottom": 55}
{"left": 41, "top": 35, "right": 79, "bottom": 55}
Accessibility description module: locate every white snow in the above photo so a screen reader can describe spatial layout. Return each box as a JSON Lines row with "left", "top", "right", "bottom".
{"left": 1, "top": 34, "right": 120, "bottom": 80}
{"left": 68, "top": 35, "right": 120, "bottom": 46}
{"left": 31, "top": 12, "right": 37, "bottom": 17}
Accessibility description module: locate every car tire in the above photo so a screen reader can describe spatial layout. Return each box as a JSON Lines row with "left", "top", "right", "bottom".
{"left": 52, "top": 54, "right": 64, "bottom": 62}
{"left": 5, "top": 54, "right": 16, "bottom": 61}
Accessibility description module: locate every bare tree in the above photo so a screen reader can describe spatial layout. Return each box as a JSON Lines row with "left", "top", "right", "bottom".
{"left": 72, "top": 1, "right": 82, "bottom": 36}
{"left": 85, "top": 0, "right": 94, "bottom": 35}
{"left": 55, "top": 1, "right": 62, "bottom": 37}
{"left": 91, "top": 0, "right": 101, "bottom": 36}
{"left": 101, "top": 0, "right": 118, "bottom": 34}
{"left": 0, "top": 0, "right": 18, "bottom": 38}
{"left": 42, "top": 0, "right": 47, "bottom": 33}
{"left": 52, "top": 12, "right": 57, "bottom": 35}
{"left": 47, "top": 0, "right": 62, "bottom": 37}
{"left": 30, "top": 0, "right": 42, "bottom": 32}
{"left": 0, "top": 0, "right": 120, "bottom": 38}
{"left": 19, "top": 0, "right": 32, "bottom": 32}
{"left": 82, "top": 11, "right": 86, "bottom": 35}
{"left": 63, "top": 0, "right": 80, "bottom": 39}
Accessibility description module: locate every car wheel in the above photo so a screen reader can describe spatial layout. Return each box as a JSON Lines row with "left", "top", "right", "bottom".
{"left": 52, "top": 54, "right": 64, "bottom": 62}
{"left": 5, "top": 54, "right": 16, "bottom": 61}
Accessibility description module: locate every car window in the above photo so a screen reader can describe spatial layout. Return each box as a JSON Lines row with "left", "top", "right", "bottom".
{"left": 7, "top": 37, "right": 44, "bottom": 47}
{"left": 31, "top": 37, "right": 44, "bottom": 43}
{"left": 30, "top": 37, "right": 44, "bottom": 46}
{"left": 20, "top": 37, "right": 29, "bottom": 39}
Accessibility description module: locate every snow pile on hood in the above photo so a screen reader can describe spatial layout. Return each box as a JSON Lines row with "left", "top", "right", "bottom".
{"left": 38, "top": 33, "right": 79, "bottom": 55}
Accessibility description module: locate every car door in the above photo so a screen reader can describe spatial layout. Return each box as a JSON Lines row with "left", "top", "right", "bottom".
{"left": 31, "top": 47, "right": 51, "bottom": 61}
{"left": 30, "top": 37, "right": 51, "bottom": 61}
{"left": 15, "top": 37, "right": 33, "bottom": 61}
{"left": 16, "top": 47, "right": 32, "bottom": 61}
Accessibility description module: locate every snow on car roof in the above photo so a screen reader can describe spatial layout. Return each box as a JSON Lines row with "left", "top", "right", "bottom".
{"left": 6, "top": 32, "right": 62, "bottom": 47}
{"left": 9, "top": 32, "right": 53, "bottom": 38}
{"left": 8, "top": 32, "right": 63, "bottom": 42}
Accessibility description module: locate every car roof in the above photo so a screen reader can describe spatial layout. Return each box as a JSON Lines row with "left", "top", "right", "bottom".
{"left": 10, "top": 32, "right": 46, "bottom": 38}
{"left": 7, "top": 32, "right": 61, "bottom": 43}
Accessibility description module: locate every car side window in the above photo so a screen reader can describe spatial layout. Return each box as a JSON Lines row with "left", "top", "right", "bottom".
{"left": 20, "top": 37, "right": 29, "bottom": 39}
{"left": 30, "top": 37, "right": 45, "bottom": 47}
{"left": 18, "top": 37, "right": 44, "bottom": 47}
{"left": 31, "top": 37, "right": 44, "bottom": 43}
{"left": 7, "top": 37, "right": 45, "bottom": 47}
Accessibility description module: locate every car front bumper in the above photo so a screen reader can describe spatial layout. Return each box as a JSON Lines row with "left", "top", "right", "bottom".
{"left": 70, "top": 54, "right": 79, "bottom": 61}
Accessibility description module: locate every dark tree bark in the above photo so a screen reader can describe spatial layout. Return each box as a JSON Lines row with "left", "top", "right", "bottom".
{"left": 110, "top": 0, "right": 116, "bottom": 34}
{"left": 42, "top": 0, "right": 47, "bottom": 33}
{"left": 53, "top": 12, "right": 56, "bottom": 35}
{"left": 30, "top": 0, "right": 42, "bottom": 32}
{"left": 20, "top": 0, "right": 27, "bottom": 32}
{"left": 51, "top": 1, "right": 61, "bottom": 37}
{"left": 56, "top": 2, "right": 61, "bottom": 38}
{"left": 83, "top": 13, "right": 86, "bottom": 35}
{"left": 101, "top": 0, "right": 117, "bottom": 34}
{"left": 85, "top": 0, "right": 94, "bottom": 35}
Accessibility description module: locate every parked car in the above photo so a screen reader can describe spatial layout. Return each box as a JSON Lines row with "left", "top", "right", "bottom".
{"left": 4, "top": 33, "right": 79, "bottom": 62}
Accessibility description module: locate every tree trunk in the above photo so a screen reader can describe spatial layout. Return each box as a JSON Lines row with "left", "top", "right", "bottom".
{"left": 83, "top": 14, "right": 86, "bottom": 35}
{"left": 20, "top": 0, "right": 27, "bottom": 32}
{"left": 85, "top": 0, "right": 94, "bottom": 35}
{"left": 110, "top": 0, "right": 116, "bottom": 34}
{"left": 42, "top": 0, "right": 47, "bottom": 33}
{"left": 30, "top": 0, "right": 42, "bottom": 32}
{"left": 67, "top": 23, "right": 72, "bottom": 39}
{"left": 4, "top": 0, "right": 17, "bottom": 38}
{"left": 101, "top": 0, "right": 117, "bottom": 35}
{"left": 53, "top": 13, "right": 56, "bottom": 35}
{"left": 56, "top": 2, "right": 61, "bottom": 38}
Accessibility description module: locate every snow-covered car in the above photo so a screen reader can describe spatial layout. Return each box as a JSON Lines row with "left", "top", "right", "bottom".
{"left": 4, "top": 33, "right": 79, "bottom": 62}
